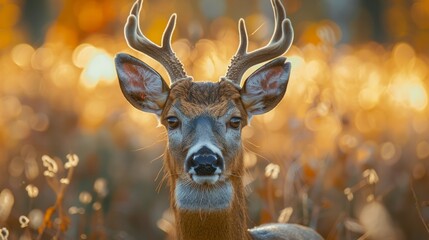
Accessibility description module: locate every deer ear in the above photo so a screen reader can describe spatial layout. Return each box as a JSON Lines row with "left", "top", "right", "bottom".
{"left": 240, "top": 57, "right": 291, "bottom": 116}
{"left": 115, "top": 53, "right": 170, "bottom": 116}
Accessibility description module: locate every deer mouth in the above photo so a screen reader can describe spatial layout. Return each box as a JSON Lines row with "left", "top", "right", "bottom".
{"left": 188, "top": 166, "right": 222, "bottom": 185}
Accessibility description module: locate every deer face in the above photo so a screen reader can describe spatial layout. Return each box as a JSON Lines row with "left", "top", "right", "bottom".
{"left": 116, "top": 54, "right": 291, "bottom": 210}
{"left": 161, "top": 80, "right": 245, "bottom": 186}
{"left": 115, "top": 0, "right": 293, "bottom": 210}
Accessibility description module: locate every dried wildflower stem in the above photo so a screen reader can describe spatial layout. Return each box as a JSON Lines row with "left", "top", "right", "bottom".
{"left": 345, "top": 201, "right": 352, "bottom": 240}
{"left": 410, "top": 181, "right": 429, "bottom": 235}
{"left": 302, "top": 191, "right": 309, "bottom": 225}
{"left": 36, "top": 166, "right": 75, "bottom": 240}
{"left": 266, "top": 178, "right": 276, "bottom": 219}
{"left": 326, "top": 213, "right": 345, "bottom": 240}
{"left": 348, "top": 179, "right": 368, "bottom": 193}
{"left": 90, "top": 202, "right": 107, "bottom": 240}
{"left": 310, "top": 205, "right": 320, "bottom": 230}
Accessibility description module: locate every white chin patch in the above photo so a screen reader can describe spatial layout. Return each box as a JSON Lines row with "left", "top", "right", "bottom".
{"left": 192, "top": 175, "right": 220, "bottom": 185}
{"left": 175, "top": 180, "right": 233, "bottom": 211}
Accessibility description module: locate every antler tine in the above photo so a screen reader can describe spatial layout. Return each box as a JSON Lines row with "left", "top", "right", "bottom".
{"left": 124, "top": 0, "right": 189, "bottom": 83}
{"left": 237, "top": 19, "right": 248, "bottom": 55}
{"left": 224, "top": 0, "right": 294, "bottom": 85}
{"left": 271, "top": 0, "right": 286, "bottom": 43}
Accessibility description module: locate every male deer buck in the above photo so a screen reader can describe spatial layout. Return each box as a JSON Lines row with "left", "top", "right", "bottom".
{"left": 115, "top": 0, "right": 323, "bottom": 239}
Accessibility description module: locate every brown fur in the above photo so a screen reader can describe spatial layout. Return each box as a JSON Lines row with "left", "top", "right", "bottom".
{"left": 162, "top": 79, "right": 246, "bottom": 120}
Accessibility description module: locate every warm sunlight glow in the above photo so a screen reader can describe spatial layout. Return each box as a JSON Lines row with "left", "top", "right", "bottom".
{"left": 389, "top": 74, "right": 428, "bottom": 111}
{"left": 11, "top": 43, "right": 34, "bottom": 68}
{"left": 75, "top": 45, "right": 116, "bottom": 88}
{"left": 2, "top": 1, "right": 429, "bottom": 239}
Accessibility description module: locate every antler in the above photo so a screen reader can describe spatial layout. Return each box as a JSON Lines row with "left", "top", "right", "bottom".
{"left": 224, "top": 0, "right": 294, "bottom": 85}
{"left": 124, "top": 0, "right": 189, "bottom": 83}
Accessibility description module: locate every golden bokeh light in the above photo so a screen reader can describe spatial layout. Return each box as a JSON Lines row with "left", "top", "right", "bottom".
{"left": 28, "top": 209, "right": 43, "bottom": 230}
{"left": 1, "top": 0, "right": 429, "bottom": 239}
{"left": 31, "top": 47, "right": 54, "bottom": 70}
{"left": 11, "top": 44, "right": 34, "bottom": 68}
{"left": 388, "top": 73, "right": 428, "bottom": 111}
{"left": 72, "top": 44, "right": 116, "bottom": 88}
{"left": 0, "top": 189, "right": 14, "bottom": 223}
{"left": 416, "top": 141, "right": 429, "bottom": 159}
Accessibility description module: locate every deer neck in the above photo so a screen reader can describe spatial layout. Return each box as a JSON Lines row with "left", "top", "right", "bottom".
{"left": 166, "top": 153, "right": 251, "bottom": 240}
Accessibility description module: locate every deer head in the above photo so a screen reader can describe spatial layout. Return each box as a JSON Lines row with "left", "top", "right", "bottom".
{"left": 115, "top": 0, "right": 304, "bottom": 239}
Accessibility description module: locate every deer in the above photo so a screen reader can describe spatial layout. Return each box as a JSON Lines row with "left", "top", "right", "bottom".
{"left": 115, "top": 0, "right": 323, "bottom": 239}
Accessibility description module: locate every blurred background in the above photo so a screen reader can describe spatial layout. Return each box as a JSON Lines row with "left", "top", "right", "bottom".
{"left": 1, "top": 0, "right": 429, "bottom": 239}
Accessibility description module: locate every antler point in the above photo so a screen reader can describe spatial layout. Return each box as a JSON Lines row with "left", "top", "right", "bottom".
{"left": 124, "top": 0, "right": 188, "bottom": 83}
{"left": 225, "top": 0, "right": 292, "bottom": 84}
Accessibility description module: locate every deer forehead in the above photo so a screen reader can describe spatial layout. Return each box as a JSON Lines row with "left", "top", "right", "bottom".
{"left": 163, "top": 80, "right": 246, "bottom": 118}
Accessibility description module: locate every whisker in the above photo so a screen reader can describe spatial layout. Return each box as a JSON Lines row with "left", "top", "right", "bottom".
{"left": 224, "top": 173, "right": 241, "bottom": 178}
{"left": 157, "top": 172, "right": 171, "bottom": 193}
{"left": 156, "top": 172, "right": 181, "bottom": 193}
{"left": 244, "top": 139, "right": 261, "bottom": 148}
{"left": 133, "top": 138, "right": 167, "bottom": 152}
{"left": 150, "top": 152, "right": 165, "bottom": 163}
{"left": 156, "top": 172, "right": 167, "bottom": 193}
{"left": 250, "top": 23, "right": 265, "bottom": 36}
{"left": 157, "top": 130, "right": 168, "bottom": 137}
{"left": 154, "top": 164, "right": 165, "bottom": 183}
{"left": 243, "top": 145, "right": 271, "bottom": 163}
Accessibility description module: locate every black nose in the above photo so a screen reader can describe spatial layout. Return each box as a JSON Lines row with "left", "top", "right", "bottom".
{"left": 187, "top": 147, "right": 222, "bottom": 176}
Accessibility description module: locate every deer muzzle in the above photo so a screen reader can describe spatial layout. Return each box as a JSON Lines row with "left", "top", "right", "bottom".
{"left": 186, "top": 146, "right": 224, "bottom": 185}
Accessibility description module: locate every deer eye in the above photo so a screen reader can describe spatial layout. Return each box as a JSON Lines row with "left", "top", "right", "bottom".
{"left": 229, "top": 117, "right": 241, "bottom": 129}
{"left": 166, "top": 116, "right": 180, "bottom": 130}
